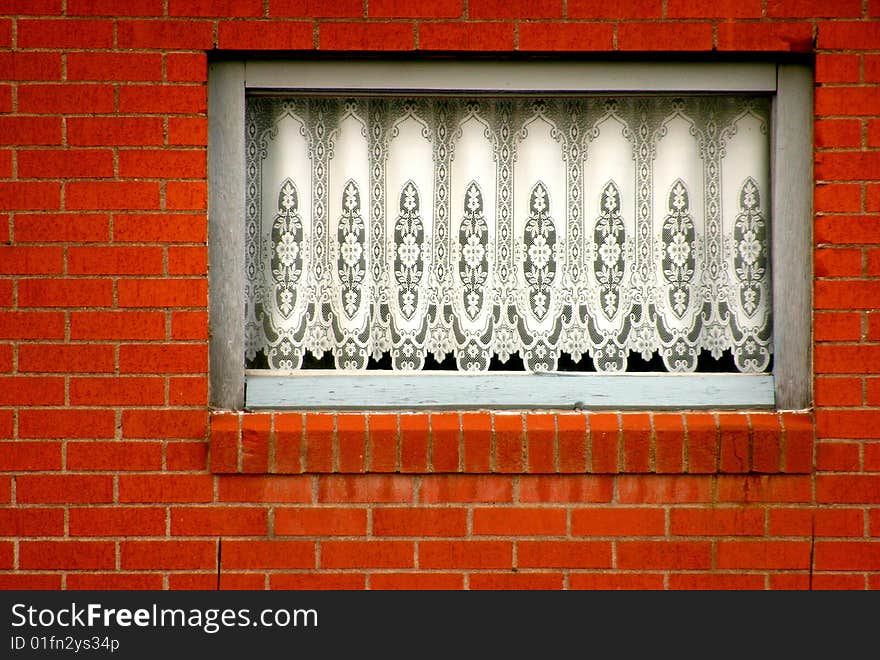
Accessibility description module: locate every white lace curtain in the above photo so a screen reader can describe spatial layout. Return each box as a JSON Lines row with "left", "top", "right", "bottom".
{"left": 244, "top": 95, "right": 771, "bottom": 373}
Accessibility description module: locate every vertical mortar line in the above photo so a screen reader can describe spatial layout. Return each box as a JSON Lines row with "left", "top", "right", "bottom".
{"left": 331, "top": 412, "right": 339, "bottom": 473}
{"left": 363, "top": 412, "right": 371, "bottom": 473}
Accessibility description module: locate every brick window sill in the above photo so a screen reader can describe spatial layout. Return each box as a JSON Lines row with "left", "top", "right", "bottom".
{"left": 209, "top": 411, "right": 814, "bottom": 476}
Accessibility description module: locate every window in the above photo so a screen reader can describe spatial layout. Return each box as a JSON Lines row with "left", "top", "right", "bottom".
{"left": 208, "top": 60, "right": 812, "bottom": 412}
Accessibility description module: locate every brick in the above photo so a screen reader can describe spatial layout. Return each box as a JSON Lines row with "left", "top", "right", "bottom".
{"left": 14, "top": 213, "right": 109, "bottom": 243}
{"left": 0, "top": 246, "right": 63, "bottom": 274}
{"left": 320, "top": 22, "right": 413, "bottom": 50}
{"left": 69, "top": 246, "right": 164, "bottom": 275}
{"left": 68, "top": 117, "right": 165, "bottom": 147}
{"left": 781, "top": 413, "right": 813, "bottom": 474}
{"left": 671, "top": 507, "right": 764, "bottom": 536}
{"left": 66, "top": 441, "right": 163, "bottom": 471}
{"left": 322, "top": 540, "right": 413, "bottom": 568}
{"left": 817, "top": 87, "right": 880, "bottom": 117}
{"left": 653, "top": 413, "right": 684, "bottom": 473}
{"left": 67, "top": 574, "right": 164, "bottom": 590}
{"left": 557, "top": 412, "right": 587, "bottom": 473}
{"left": 819, "top": 22, "right": 880, "bottom": 50}
{"left": 718, "top": 413, "right": 750, "bottom": 473}
{"left": 817, "top": 282, "right": 880, "bottom": 310}
{"left": 334, "top": 413, "right": 365, "bottom": 473}
{"left": 67, "top": 52, "right": 163, "bottom": 81}
{"left": 470, "top": 573, "right": 564, "bottom": 590}
{"left": 166, "top": 440, "right": 208, "bottom": 469}
{"left": 304, "top": 412, "right": 334, "bottom": 472}
{"left": 399, "top": 413, "right": 428, "bottom": 472}
{"left": 122, "top": 410, "right": 207, "bottom": 439}
{"left": 274, "top": 507, "right": 366, "bottom": 535}
{"left": 618, "top": 22, "right": 714, "bottom": 51}
{"left": 525, "top": 413, "right": 555, "bottom": 473}
{"left": 19, "top": 409, "right": 115, "bottom": 438}
{"left": 814, "top": 542, "right": 880, "bottom": 571}
{"left": 67, "top": 181, "right": 161, "bottom": 211}
{"left": 474, "top": 507, "right": 566, "bottom": 536}
{"left": 815, "top": 183, "right": 862, "bottom": 213}
{"left": 419, "top": 540, "right": 511, "bottom": 569}
{"left": 814, "top": 313, "right": 861, "bottom": 341}
{"left": 171, "top": 507, "right": 267, "bottom": 536}
{"left": 621, "top": 413, "right": 651, "bottom": 472}
{"left": 19, "top": 344, "right": 114, "bottom": 373}
{"left": 570, "top": 573, "right": 665, "bottom": 590}
{"left": 469, "top": 0, "right": 562, "bottom": 18}
{"left": 461, "top": 412, "right": 491, "bottom": 472}
{"left": 0, "top": 575, "right": 62, "bottom": 589}
{"left": 668, "top": 573, "right": 766, "bottom": 590}
{"left": 118, "top": 475, "right": 214, "bottom": 503}
{"left": 368, "top": 0, "right": 459, "bottom": 18}
{"left": 815, "top": 54, "right": 861, "bottom": 83}
{"left": 70, "top": 312, "right": 165, "bottom": 340}
{"left": 716, "top": 22, "right": 813, "bottom": 52}
{"left": 429, "top": 412, "right": 460, "bottom": 472}
{"left": 567, "top": 0, "right": 662, "bottom": 18}
{"left": 817, "top": 475, "right": 880, "bottom": 503}
{"left": 818, "top": 411, "right": 880, "bottom": 439}
{"left": 273, "top": 413, "right": 303, "bottom": 474}
{"left": 768, "top": 507, "right": 812, "bottom": 536}
{"left": 685, "top": 413, "right": 717, "bottom": 473}
{"left": 166, "top": 53, "right": 207, "bottom": 83}
{"left": 768, "top": 0, "right": 862, "bottom": 17}
{"left": 572, "top": 508, "right": 665, "bottom": 536}
{"left": 114, "top": 213, "right": 207, "bottom": 243}
{"left": 241, "top": 412, "right": 270, "bottom": 473}
{"left": 0, "top": 312, "right": 64, "bottom": 339}
{"left": 169, "top": 247, "right": 207, "bottom": 275}
{"left": 270, "top": 573, "right": 365, "bottom": 590}
{"left": 118, "top": 279, "right": 207, "bottom": 308}
{"left": 0, "top": 376, "right": 65, "bottom": 403}
{"left": 217, "top": 21, "right": 314, "bottom": 50}
{"left": 667, "top": 0, "right": 761, "bottom": 17}
{"left": 119, "top": 85, "right": 206, "bottom": 115}
{"left": 418, "top": 22, "right": 514, "bottom": 51}
{"left": 169, "top": 118, "right": 208, "bottom": 146}
{"left": 617, "top": 541, "right": 712, "bottom": 569}
{"left": 172, "top": 311, "right": 208, "bottom": 339}
{"left": 420, "top": 474, "right": 512, "bottom": 503}
{"left": 121, "top": 541, "right": 216, "bottom": 570}
{"left": 493, "top": 413, "right": 524, "bottom": 473}
{"left": 817, "top": 441, "right": 861, "bottom": 471}
{"left": 222, "top": 540, "right": 315, "bottom": 569}
{"left": 589, "top": 413, "right": 619, "bottom": 473}
{"left": 18, "top": 18, "right": 113, "bottom": 48}
{"left": 117, "top": 19, "right": 215, "bottom": 49}
{"left": 0, "top": 52, "right": 62, "bottom": 81}
{"left": 166, "top": 181, "right": 206, "bottom": 210}
{"left": 750, "top": 413, "right": 783, "bottom": 473}
{"left": 815, "top": 248, "right": 862, "bottom": 277}
{"left": 0, "top": 182, "right": 60, "bottom": 210}
{"left": 812, "top": 574, "right": 867, "bottom": 590}
{"left": 0, "top": 441, "right": 61, "bottom": 470}
{"left": 518, "top": 541, "right": 611, "bottom": 569}
{"left": 374, "top": 508, "right": 468, "bottom": 537}
{"left": 119, "top": 149, "right": 206, "bottom": 179}
{"left": 20, "top": 541, "right": 115, "bottom": 570}
{"left": 0, "top": 508, "right": 64, "bottom": 537}
{"left": 17, "top": 475, "right": 113, "bottom": 504}
{"left": 120, "top": 344, "right": 208, "bottom": 374}
{"left": 618, "top": 475, "right": 713, "bottom": 504}
{"left": 814, "top": 508, "right": 865, "bottom": 537}
{"left": 518, "top": 475, "right": 612, "bottom": 503}
{"left": 18, "top": 149, "right": 114, "bottom": 179}
{"left": 169, "top": 0, "right": 263, "bottom": 16}
{"left": 18, "top": 84, "right": 114, "bottom": 114}
{"left": 368, "top": 413, "right": 398, "bottom": 472}
{"left": 717, "top": 475, "right": 812, "bottom": 503}
{"left": 68, "top": 0, "right": 164, "bottom": 16}
{"left": 318, "top": 475, "right": 413, "bottom": 503}
{"left": 217, "top": 475, "right": 312, "bottom": 503}
{"left": 815, "top": 119, "right": 862, "bottom": 148}
{"left": 69, "top": 507, "right": 166, "bottom": 536}
{"left": 371, "top": 573, "right": 464, "bottom": 590}
{"left": 817, "top": 153, "right": 880, "bottom": 182}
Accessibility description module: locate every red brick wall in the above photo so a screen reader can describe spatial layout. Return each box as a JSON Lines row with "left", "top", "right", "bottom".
{"left": 0, "top": 1, "right": 878, "bottom": 590}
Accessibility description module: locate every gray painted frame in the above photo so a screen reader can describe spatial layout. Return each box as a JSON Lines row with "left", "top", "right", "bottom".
{"left": 207, "top": 59, "right": 812, "bottom": 411}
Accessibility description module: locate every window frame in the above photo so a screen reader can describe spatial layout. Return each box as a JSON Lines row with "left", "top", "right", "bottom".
{"left": 207, "top": 58, "right": 812, "bottom": 412}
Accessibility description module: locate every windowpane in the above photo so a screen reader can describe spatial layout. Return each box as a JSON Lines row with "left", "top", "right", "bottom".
{"left": 244, "top": 96, "right": 771, "bottom": 374}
